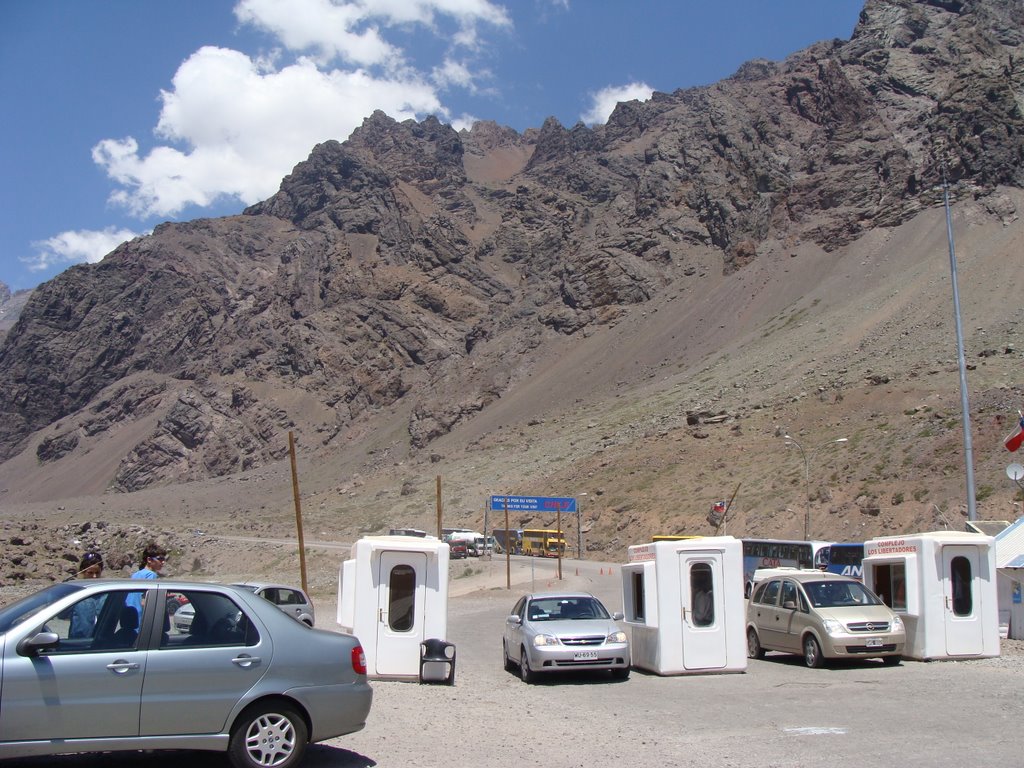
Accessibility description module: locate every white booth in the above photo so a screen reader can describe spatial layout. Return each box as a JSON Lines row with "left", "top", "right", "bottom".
{"left": 862, "top": 531, "right": 999, "bottom": 661}
{"left": 337, "top": 535, "right": 450, "bottom": 679}
{"left": 620, "top": 536, "right": 747, "bottom": 675}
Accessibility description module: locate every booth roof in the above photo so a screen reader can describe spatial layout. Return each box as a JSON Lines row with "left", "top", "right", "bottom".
{"left": 995, "top": 517, "right": 1024, "bottom": 569}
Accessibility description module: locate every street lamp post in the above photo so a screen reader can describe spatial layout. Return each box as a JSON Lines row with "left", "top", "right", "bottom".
{"left": 784, "top": 435, "right": 848, "bottom": 541}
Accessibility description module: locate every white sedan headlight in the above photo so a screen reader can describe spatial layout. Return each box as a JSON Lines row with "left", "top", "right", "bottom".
{"left": 891, "top": 614, "right": 903, "bottom": 631}
{"left": 532, "top": 634, "right": 559, "bottom": 647}
{"left": 607, "top": 630, "right": 627, "bottom": 644}
{"left": 822, "top": 619, "right": 844, "bottom": 636}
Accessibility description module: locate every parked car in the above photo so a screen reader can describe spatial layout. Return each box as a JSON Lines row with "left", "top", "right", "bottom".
{"left": 232, "top": 582, "right": 315, "bottom": 627}
{"left": 450, "top": 541, "right": 468, "bottom": 559}
{"left": 0, "top": 579, "right": 372, "bottom": 768}
{"left": 502, "top": 592, "right": 630, "bottom": 682}
{"left": 166, "top": 591, "right": 190, "bottom": 616}
{"left": 746, "top": 570, "right": 905, "bottom": 668}
{"left": 172, "top": 599, "right": 195, "bottom": 632}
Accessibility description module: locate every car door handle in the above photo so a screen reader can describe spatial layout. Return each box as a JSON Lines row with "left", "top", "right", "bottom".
{"left": 231, "top": 654, "right": 261, "bottom": 668}
{"left": 107, "top": 660, "right": 140, "bottom": 674}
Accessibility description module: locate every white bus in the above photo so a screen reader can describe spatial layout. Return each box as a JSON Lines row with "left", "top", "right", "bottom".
{"left": 741, "top": 539, "right": 825, "bottom": 597}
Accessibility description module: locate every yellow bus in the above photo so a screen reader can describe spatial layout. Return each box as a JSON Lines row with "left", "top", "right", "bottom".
{"left": 522, "top": 528, "right": 566, "bottom": 557}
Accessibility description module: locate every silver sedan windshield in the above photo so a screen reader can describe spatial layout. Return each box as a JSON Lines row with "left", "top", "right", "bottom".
{"left": 527, "top": 596, "right": 610, "bottom": 621}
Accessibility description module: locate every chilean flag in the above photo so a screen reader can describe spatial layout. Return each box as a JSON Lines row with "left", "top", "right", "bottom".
{"left": 1005, "top": 414, "right": 1024, "bottom": 453}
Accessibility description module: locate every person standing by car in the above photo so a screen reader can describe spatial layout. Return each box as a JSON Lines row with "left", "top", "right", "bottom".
{"left": 69, "top": 552, "right": 104, "bottom": 638}
{"left": 69, "top": 551, "right": 104, "bottom": 580}
{"left": 127, "top": 543, "right": 167, "bottom": 619}
{"left": 131, "top": 543, "right": 168, "bottom": 580}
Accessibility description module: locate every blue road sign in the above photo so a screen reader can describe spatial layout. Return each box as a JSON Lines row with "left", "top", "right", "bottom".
{"left": 490, "top": 495, "right": 577, "bottom": 513}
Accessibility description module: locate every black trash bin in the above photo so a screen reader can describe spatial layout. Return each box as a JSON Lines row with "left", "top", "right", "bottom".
{"left": 419, "top": 638, "right": 456, "bottom": 684}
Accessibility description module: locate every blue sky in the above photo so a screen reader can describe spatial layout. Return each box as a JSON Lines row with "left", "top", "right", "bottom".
{"left": 0, "top": 0, "right": 864, "bottom": 292}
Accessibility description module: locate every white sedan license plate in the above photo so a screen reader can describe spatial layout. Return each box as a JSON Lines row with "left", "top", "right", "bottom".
{"left": 574, "top": 650, "right": 598, "bottom": 661}
{"left": 866, "top": 637, "right": 883, "bottom": 648}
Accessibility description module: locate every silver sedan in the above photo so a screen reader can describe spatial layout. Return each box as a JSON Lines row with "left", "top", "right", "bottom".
{"left": 0, "top": 579, "right": 372, "bottom": 768}
{"left": 231, "top": 581, "right": 316, "bottom": 627}
{"left": 502, "top": 592, "right": 630, "bottom": 682}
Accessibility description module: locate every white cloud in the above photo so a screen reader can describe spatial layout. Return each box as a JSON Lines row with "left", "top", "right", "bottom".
{"left": 93, "top": 47, "right": 443, "bottom": 219}
{"left": 24, "top": 228, "right": 143, "bottom": 273}
{"left": 236, "top": 0, "right": 511, "bottom": 61}
{"left": 581, "top": 81, "right": 654, "bottom": 126}
{"left": 91, "top": 0, "right": 512, "bottom": 221}
{"left": 449, "top": 113, "right": 480, "bottom": 132}
{"left": 432, "top": 57, "right": 476, "bottom": 90}
{"left": 235, "top": 0, "right": 399, "bottom": 67}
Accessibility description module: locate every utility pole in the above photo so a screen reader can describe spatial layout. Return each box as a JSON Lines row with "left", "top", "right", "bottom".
{"left": 942, "top": 167, "right": 977, "bottom": 521}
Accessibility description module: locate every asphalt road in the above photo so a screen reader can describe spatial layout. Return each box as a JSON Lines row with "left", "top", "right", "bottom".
{"left": 6, "top": 556, "right": 1023, "bottom": 768}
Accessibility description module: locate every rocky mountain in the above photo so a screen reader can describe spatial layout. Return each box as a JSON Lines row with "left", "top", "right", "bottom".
{"left": 0, "top": 282, "right": 32, "bottom": 340}
{"left": 1, "top": 0, "right": 1022, "bottom": 570}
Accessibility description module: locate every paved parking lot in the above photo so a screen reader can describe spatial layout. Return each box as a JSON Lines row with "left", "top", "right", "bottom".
{"left": 7, "top": 557, "right": 1023, "bottom": 768}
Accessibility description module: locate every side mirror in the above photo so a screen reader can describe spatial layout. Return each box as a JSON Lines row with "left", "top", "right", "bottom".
{"left": 782, "top": 600, "right": 797, "bottom": 611}
{"left": 17, "top": 631, "right": 60, "bottom": 657}
{"left": 611, "top": 612, "right": 624, "bottom": 621}
{"left": 506, "top": 615, "right": 522, "bottom": 625}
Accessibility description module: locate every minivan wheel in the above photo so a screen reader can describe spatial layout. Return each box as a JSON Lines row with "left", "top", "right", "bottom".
{"left": 802, "top": 635, "right": 824, "bottom": 668}
{"left": 881, "top": 654, "right": 902, "bottom": 667}
{"left": 747, "top": 627, "right": 764, "bottom": 659}
{"left": 228, "top": 702, "right": 307, "bottom": 768}
{"left": 520, "top": 648, "right": 536, "bottom": 684}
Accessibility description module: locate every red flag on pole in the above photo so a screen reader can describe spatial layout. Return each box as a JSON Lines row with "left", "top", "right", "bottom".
{"left": 1005, "top": 413, "right": 1024, "bottom": 452}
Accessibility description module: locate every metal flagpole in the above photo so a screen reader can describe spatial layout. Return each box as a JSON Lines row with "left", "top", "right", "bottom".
{"left": 942, "top": 166, "right": 977, "bottom": 521}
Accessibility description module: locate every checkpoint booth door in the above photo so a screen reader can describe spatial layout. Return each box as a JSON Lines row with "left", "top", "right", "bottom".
{"left": 679, "top": 550, "right": 728, "bottom": 670}
{"left": 375, "top": 550, "right": 428, "bottom": 677}
{"left": 942, "top": 544, "right": 985, "bottom": 657}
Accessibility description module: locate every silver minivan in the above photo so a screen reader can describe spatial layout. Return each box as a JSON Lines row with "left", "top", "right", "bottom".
{"left": 746, "top": 571, "right": 905, "bottom": 667}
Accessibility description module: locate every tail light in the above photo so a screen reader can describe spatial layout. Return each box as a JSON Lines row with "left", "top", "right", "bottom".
{"left": 351, "top": 645, "right": 367, "bottom": 675}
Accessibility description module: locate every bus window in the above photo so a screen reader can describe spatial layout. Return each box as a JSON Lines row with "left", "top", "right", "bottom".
{"left": 825, "top": 543, "right": 865, "bottom": 578}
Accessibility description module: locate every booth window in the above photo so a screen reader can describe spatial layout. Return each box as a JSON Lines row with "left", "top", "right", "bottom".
{"left": 690, "top": 563, "right": 714, "bottom": 627}
{"left": 389, "top": 565, "right": 416, "bottom": 632}
{"left": 630, "top": 572, "right": 645, "bottom": 622}
{"left": 950, "top": 556, "right": 973, "bottom": 617}
{"left": 872, "top": 563, "right": 908, "bottom": 612}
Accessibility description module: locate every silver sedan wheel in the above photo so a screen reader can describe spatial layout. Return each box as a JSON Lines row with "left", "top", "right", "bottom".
{"left": 229, "top": 704, "right": 308, "bottom": 768}
{"left": 520, "top": 647, "right": 536, "bottom": 684}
